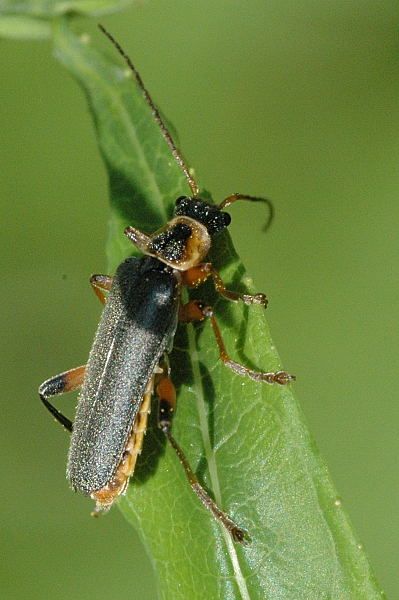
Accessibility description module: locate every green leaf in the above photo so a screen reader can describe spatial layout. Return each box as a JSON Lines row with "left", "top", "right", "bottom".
{"left": 0, "top": 0, "right": 135, "bottom": 18}
{"left": 53, "top": 19, "right": 384, "bottom": 600}
{"left": 0, "top": 14, "right": 51, "bottom": 39}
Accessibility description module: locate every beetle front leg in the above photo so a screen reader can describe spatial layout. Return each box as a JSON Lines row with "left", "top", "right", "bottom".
{"left": 90, "top": 274, "right": 113, "bottom": 305}
{"left": 180, "top": 300, "right": 295, "bottom": 384}
{"left": 39, "top": 365, "right": 86, "bottom": 432}
{"left": 181, "top": 264, "right": 268, "bottom": 307}
{"left": 155, "top": 374, "right": 249, "bottom": 544}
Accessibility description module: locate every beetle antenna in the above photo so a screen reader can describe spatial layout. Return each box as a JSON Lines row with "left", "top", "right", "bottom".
{"left": 218, "top": 193, "right": 274, "bottom": 232}
{"left": 98, "top": 24, "right": 199, "bottom": 197}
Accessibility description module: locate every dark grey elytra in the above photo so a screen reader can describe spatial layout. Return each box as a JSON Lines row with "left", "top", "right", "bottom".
{"left": 67, "top": 257, "right": 179, "bottom": 495}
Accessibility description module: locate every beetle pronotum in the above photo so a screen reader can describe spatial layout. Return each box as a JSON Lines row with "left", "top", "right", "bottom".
{"left": 39, "top": 25, "right": 295, "bottom": 544}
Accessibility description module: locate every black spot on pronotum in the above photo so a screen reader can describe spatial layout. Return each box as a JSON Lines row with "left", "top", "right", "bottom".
{"left": 151, "top": 223, "right": 192, "bottom": 262}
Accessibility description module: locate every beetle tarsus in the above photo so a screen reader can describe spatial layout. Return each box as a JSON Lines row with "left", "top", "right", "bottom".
{"left": 273, "top": 370, "right": 296, "bottom": 385}
{"left": 231, "top": 526, "right": 250, "bottom": 545}
{"left": 242, "top": 292, "right": 268, "bottom": 307}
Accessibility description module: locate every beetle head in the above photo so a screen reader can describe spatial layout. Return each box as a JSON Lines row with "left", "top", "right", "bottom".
{"left": 174, "top": 196, "right": 231, "bottom": 235}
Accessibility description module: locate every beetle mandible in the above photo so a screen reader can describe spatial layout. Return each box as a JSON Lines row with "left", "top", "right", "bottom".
{"left": 39, "top": 25, "right": 295, "bottom": 544}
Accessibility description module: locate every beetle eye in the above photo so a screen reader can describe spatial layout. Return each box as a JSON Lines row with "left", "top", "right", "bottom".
{"left": 223, "top": 212, "right": 231, "bottom": 227}
{"left": 175, "top": 196, "right": 188, "bottom": 206}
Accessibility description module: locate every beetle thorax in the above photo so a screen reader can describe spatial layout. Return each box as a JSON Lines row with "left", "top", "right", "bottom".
{"left": 146, "top": 216, "right": 211, "bottom": 270}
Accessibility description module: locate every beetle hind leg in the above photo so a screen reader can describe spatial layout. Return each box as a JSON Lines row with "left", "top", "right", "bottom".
{"left": 155, "top": 373, "right": 249, "bottom": 544}
{"left": 39, "top": 365, "right": 86, "bottom": 432}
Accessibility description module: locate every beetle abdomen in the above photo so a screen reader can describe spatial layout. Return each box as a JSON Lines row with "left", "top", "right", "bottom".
{"left": 67, "top": 256, "right": 179, "bottom": 496}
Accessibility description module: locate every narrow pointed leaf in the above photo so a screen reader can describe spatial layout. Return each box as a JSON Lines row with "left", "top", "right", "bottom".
{"left": 53, "top": 19, "right": 383, "bottom": 600}
{"left": 0, "top": 14, "right": 51, "bottom": 39}
{"left": 0, "top": 0, "right": 135, "bottom": 18}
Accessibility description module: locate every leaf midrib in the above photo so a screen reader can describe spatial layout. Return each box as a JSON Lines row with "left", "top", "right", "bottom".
{"left": 186, "top": 314, "right": 251, "bottom": 600}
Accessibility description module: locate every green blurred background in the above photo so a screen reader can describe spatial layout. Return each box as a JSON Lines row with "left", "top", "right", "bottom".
{"left": 1, "top": 1, "right": 398, "bottom": 598}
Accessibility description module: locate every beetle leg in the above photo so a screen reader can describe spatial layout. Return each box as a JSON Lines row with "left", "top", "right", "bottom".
{"left": 181, "top": 264, "right": 268, "bottom": 307}
{"left": 90, "top": 274, "right": 113, "bottom": 305}
{"left": 178, "top": 299, "right": 206, "bottom": 322}
{"left": 155, "top": 374, "right": 249, "bottom": 544}
{"left": 180, "top": 300, "right": 295, "bottom": 384}
{"left": 38, "top": 365, "right": 86, "bottom": 432}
